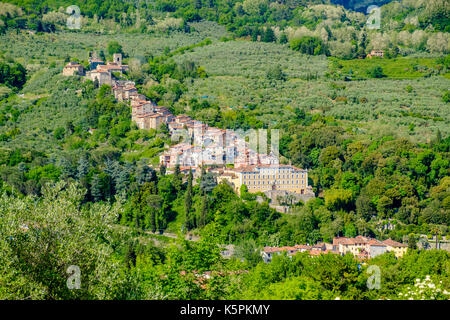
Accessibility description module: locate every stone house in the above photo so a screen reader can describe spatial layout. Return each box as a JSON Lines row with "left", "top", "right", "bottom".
{"left": 63, "top": 62, "right": 84, "bottom": 76}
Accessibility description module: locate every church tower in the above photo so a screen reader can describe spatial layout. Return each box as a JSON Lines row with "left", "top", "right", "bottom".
{"left": 113, "top": 53, "right": 122, "bottom": 65}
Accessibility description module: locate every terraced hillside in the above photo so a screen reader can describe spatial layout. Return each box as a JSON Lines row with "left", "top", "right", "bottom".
{"left": 170, "top": 40, "right": 449, "bottom": 142}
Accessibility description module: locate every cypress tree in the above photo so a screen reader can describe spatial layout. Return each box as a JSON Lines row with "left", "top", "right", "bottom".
{"left": 200, "top": 169, "right": 217, "bottom": 194}
{"left": 160, "top": 164, "right": 166, "bottom": 176}
{"left": 146, "top": 193, "right": 162, "bottom": 233}
{"left": 408, "top": 234, "right": 417, "bottom": 250}
{"left": 251, "top": 27, "right": 259, "bottom": 41}
{"left": 198, "top": 195, "right": 208, "bottom": 228}
{"left": 90, "top": 174, "right": 103, "bottom": 202}
{"left": 173, "top": 164, "right": 182, "bottom": 192}
{"left": 184, "top": 169, "right": 193, "bottom": 230}
{"left": 262, "top": 27, "right": 275, "bottom": 42}
{"left": 76, "top": 155, "right": 90, "bottom": 188}
{"left": 436, "top": 129, "right": 442, "bottom": 144}
{"left": 115, "top": 168, "right": 130, "bottom": 195}
{"left": 124, "top": 242, "right": 137, "bottom": 269}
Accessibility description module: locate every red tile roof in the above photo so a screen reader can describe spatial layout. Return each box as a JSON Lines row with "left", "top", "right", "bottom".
{"left": 295, "top": 245, "right": 311, "bottom": 250}
{"left": 309, "top": 249, "right": 325, "bottom": 256}
{"left": 368, "top": 239, "right": 386, "bottom": 247}
{"left": 383, "top": 239, "right": 407, "bottom": 248}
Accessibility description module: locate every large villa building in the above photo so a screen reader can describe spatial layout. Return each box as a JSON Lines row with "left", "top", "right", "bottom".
{"left": 218, "top": 164, "right": 311, "bottom": 195}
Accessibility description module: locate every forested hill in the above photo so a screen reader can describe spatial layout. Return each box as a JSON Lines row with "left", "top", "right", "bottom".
{"left": 3, "top": 0, "right": 396, "bottom": 12}
{"left": 1, "top": 0, "right": 448, "bottom": 35}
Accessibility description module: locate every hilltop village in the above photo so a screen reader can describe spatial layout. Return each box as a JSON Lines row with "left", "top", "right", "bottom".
{"left": 62, "top": 52, "right": 415, "bottom": 256}
{"left": 63, "top": 54, "right": 315, "bottom": 207}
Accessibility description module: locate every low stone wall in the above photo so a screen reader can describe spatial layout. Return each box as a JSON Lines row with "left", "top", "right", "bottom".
{"left": 417, "top": 238, "right": 450, "bottom": 252}
{"left": 264, "top": 189, "right": 315, "bottom": 206}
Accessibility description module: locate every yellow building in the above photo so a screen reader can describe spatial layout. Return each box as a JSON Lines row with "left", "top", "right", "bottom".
{"left": 333, "top": 236, "right": 408, "bottom": 259}
{"left": 383, "top": 239, "right": 408, "bottom": 258}
{"left": 218, "top": 164, "right": 309, "bottom": 195}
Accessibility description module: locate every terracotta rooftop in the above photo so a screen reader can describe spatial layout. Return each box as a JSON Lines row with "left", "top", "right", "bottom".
{"left": 98, "top": 65, "right": 126, "bottom": 71}
{"left": 280, "top": 246, "right": 297, "bottom": 251}
{"left": 263, "top": 247, "right": 282, "bottom": 253}
{"left": 295, "top": 244, "right": 311, "bottom": 250}
{"left": 333, "top": 237, "right": 354, "bottom": 245}
{"left": 90, "top": 70, "right": 110, "bottom": 74}
{"left": 309, "top": 249, "right": 324, "bottom": 256}
{"left": 368, "top": 239, "right": 386, "bottom": 247}
{"left": 383, "top": 239, "right": 407, "bottom": 248}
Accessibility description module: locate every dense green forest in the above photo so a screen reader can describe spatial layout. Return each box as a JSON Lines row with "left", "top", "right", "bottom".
{"left": 0, "top": 0, "right": 449, "bottom": 300}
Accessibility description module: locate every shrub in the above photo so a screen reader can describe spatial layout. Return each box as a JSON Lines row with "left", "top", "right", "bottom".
{"left": 290, "top": 36, "right": 327, "bottom": 56}
{"left": 366, "top": 66, "right": 385, "bottom": 78}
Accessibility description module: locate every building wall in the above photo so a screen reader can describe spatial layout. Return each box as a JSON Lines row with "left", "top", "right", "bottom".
{"left": 237, "top": 166, "right": 308, "bottom": 194}
{"left": 386, "top": 246, "right": 407, "bottom": 258}
{"left": 63, "top": 66, "right": 83, "bottom": 76}
{"left": 88, "top": 71, "right": 112, "bottom": 86}
{"left": 149, "top": 116, "right": 163, "bottom": 130}
{"left": 369, "top": 246, "right": 387, "bottom": 258}
{"left": 113, "top": 53, "right": 122, "bottom": 65}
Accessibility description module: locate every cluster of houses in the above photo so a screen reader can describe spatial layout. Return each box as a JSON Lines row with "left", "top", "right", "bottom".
{"left": 63, "top": 52, "right": 129, "bottom": 87}
{"left": 159, "top": 126, "right": 279, "bottom": 168}
{"left": 261, "top": 236, "right": 408, "bottom": 263}
{"left": 158, "top": 123, "right": 316, "bottom": 196}
{"left": 62, "top": 51, "right": 314, "bottom": 198}
{"left": 86, "top": 53, "right": 129, "bottom": 86}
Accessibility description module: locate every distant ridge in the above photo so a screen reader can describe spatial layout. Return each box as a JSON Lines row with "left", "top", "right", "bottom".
{"left": 331, "top": 0, "right": 394, "bottom": 12}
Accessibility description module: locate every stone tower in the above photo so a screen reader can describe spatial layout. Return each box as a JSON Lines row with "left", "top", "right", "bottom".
{"left": 113, "top": 53, "right": 122, "bottom": 65}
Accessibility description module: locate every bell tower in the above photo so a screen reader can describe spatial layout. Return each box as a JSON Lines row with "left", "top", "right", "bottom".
{"left": 113, "top": 53, "right": 122, "bottom": 65}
